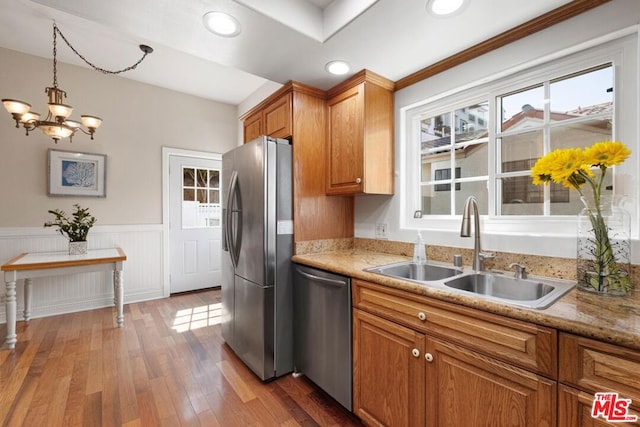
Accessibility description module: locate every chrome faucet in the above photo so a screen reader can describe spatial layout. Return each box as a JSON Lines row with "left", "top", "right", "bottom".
{"left": 460, "top": 196, "right": 494, "bottom": 271}
{"left": 509, "top": 263, "right": 527, "bottom": 279}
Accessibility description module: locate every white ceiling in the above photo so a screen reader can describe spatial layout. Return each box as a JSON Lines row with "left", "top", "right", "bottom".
{"left": 0, "top": 0, "right": 576, "bottom": 105}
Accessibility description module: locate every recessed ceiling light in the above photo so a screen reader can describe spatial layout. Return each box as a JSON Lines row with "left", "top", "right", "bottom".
{"left": 426, "top": 0, "right": 468, "bottom": 17}
{"left": 325, "top": 60, "right": 350, "bottom": 75}
{"left": 203, "top": 11, "right": 241, "bottom": 37}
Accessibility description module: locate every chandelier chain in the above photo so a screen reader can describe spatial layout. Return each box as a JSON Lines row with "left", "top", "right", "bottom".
{"left": 53, "top": 23, "right": 151, "bottom": 76}
{"left": 52, "top": 23, "right": 58, "bottom": 87}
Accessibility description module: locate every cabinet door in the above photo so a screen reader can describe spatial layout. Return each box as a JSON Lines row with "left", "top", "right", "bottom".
{"left": 425, "top": 337, "right": 556, "bottom": 427}
{"left": 559, "top": 384, "right": 640, "bottom": 426}
{"left": 326, "top": 84, "right": 364, "bottom": 195}
{"left": 243, "top": 110, "right": 263, "bottom": 143}
{"left": 353, "top": 309, "right": 425, "bottom": 427}
{"left": 264, "top": 92, "right": 292, "bottom": 139}
{"left": 560, "top": 333, "right": 640, "bottom": 409}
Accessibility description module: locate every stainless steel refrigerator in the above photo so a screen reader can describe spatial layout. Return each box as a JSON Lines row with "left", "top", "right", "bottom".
{"left": 221, "top": 136, "right": 294, "bottom": 381}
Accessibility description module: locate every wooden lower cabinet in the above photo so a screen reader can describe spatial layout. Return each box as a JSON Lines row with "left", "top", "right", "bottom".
{"left": 353, "top": 309, "right": 425, "bottom": 426}
{"left": 353, "top": 307, "right": 556, "bottom": 427}
{"left": 426, "top": 337, "right": 556, "bottom": 427}
{"left": 559, "top": 384, "right": 640, "bottom": 426}
{"left": 559, "top": 333, "right": 640, "bottom": 426}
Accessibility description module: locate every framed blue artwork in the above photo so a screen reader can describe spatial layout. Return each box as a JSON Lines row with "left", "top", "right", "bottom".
{"left": 48, "top": 149, "right": 107, "bottom": 197}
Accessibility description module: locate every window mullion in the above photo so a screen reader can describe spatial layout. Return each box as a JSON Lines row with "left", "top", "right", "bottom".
{"left": 543, "top": 81, "right": 551, "bottom": 216}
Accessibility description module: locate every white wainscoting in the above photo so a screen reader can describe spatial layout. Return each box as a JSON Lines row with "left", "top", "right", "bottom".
{"left": 0, "top": 224, "right": 164, "bottom": 324}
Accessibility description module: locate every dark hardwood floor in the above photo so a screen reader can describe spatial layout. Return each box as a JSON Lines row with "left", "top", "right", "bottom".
{"left": 0, "top": 289, "right": 362, "bottom": 426}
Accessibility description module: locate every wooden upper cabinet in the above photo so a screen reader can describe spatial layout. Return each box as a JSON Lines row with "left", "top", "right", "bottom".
{"left": 326, "top": 70, "right": 394, "bottom": 196}
{"left": 243, "top": 110, "right": 263, "bottom": 143}
{"left": 240, "top": 81, "right": 354, "bottom": 244}
{"left": 263, "top": 92, "right": 292, "bottom": 139}
{"left": 241, "top": 92, "right": 292, "bottom": 143}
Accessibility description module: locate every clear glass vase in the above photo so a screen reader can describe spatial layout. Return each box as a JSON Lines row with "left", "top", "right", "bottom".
{"left": 577, "top": 195, "right": 632, "bottom": 296}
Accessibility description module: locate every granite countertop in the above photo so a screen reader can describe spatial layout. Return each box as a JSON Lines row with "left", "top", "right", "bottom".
{"left": 292, "top": 249, "right": 640, "bottom": 351}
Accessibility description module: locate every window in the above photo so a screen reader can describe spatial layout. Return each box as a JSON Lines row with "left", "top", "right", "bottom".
{"left": 496, "top": 64, "right": 613, "bottom": 216}
{"left": 401, "top": 34, "right": 637, "bottom": 240}
{"left": 419, "top": 102, "right": 489, "bottom": 215}
{"left": 182, "top": 167, "right": 221, "bottom": 228}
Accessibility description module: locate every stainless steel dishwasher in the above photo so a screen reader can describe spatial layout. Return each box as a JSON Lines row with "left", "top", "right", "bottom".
{"left": 293, "top": 264, "right": 352, "bottom": 411}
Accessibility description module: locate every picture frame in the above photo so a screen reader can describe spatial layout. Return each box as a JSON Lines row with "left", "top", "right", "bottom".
{"left": 48, "top": 149, "right": 107, "bottom": 197}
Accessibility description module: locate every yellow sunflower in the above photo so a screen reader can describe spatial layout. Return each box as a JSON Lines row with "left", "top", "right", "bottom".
{"left": 531, "top": 155, "right": 553, "bottom": 185}
{"left": 547, "top": 148, "right": 590, "bottom": 188}
{"left": 583, "top": 140, "right": 631, "bottom": 167}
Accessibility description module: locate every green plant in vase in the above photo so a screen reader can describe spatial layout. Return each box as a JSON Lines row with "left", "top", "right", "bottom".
{"left": 531, "top": 141, "right": 632, "bottom": 294}
{"left": 44, "top": 204, "right": 97, "bottom": 254}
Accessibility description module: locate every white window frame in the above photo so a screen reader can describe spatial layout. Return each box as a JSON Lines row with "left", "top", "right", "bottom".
{"left": 401, "top": 32, "right": 639, "bottom": 250}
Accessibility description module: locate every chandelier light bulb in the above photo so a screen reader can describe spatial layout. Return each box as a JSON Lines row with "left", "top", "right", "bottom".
{"left": 48, "top": 103, "right": 73, "bottom": 119}
{"left": 41, "top": 124, "right": 73, "bottom": 140}
{"left": 64, "top": 119, "right": 82, "bottom": 128}
{"left": 81, "top": 115, "right": 103, "bottom": 129}
{"left": 2, "top": 99, "right": 31, "bottom": 115}
{"left": 21, "top": 111, "right": 41, "bottom": 123}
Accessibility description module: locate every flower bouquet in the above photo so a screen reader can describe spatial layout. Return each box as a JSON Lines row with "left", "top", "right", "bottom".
{"left": 531, "top": 141, "right": 632, "bottom": 295}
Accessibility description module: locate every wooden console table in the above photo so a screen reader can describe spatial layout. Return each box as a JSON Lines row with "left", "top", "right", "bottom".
{"left": 1, "top": 248, "right": 127, "bottom": 349}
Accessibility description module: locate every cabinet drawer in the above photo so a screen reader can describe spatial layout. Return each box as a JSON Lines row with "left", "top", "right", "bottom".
{"left": 560, "top": 333, "right": 640, "bottom": 411}
{"left": 353, "top": 279, "right": 557, "bottom": 378}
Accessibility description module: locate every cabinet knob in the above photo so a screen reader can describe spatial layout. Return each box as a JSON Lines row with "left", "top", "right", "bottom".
{"left": 425, "top": 353, "right": 434, "bottom": 362}
{"left": 417, "top": 312, "right": 426, "bottom": 321}
{"left": 411, "top": 348, "right": 420, "bottom": 358}
{"left": 355, "top": 177, "right": 362, "bottom": 184}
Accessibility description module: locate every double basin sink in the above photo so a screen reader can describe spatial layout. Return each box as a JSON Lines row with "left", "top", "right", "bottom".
{"left": 364, "top": 261, "right": 575, "bottom": 309}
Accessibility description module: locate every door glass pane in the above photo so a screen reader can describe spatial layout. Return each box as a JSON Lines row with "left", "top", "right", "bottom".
{"left": 183, "top": 168, "right": 195, "bottom": 186}
{"left": 550, "top": 65, "right": 613, "bottom": 120}
{"left": 182, "top": 166, "right": 222, "bottom": 229}
{"left": 209, "top": 170, "right": 220, "bottom": 188}
{"left": 197, "top": 189, "right": 207, "bottom": 203}
{"left": 197, "top": 169, "right": 208, "bottom": 187}
{"left": 500, "top": 85, "right": 544, "bottom": 131}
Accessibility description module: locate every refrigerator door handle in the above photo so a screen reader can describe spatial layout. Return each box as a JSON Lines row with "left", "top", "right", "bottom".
{"left": 295, "top": 268, "right": 348, "bottom": 288}
{"left": 226, "top": 170, "right": 241, "bottom": 268}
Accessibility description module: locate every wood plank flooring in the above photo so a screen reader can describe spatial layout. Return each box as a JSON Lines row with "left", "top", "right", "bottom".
{"left": 0, "top": 289, "right": 362, "bottom": 426}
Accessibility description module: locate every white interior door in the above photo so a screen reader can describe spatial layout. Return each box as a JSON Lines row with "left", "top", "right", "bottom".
{"left": 169, "top": 155, "right": 222, "bottom": 293}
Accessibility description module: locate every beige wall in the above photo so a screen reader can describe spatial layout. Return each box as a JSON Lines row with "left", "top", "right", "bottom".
{"left": 0, "top": 47, "right": 238, "bottom": 227}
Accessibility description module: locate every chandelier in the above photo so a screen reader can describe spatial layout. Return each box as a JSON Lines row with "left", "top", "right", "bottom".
{"left": 2, "top": 23, "right": 153, "bottom": 143}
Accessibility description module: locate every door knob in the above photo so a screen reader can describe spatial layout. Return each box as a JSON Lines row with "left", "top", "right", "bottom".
{"left": 425, "top": 353, "right": 434, "bottom": 362}
{"left": 412, "top": 348, "right": 420, "bottom": 358}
